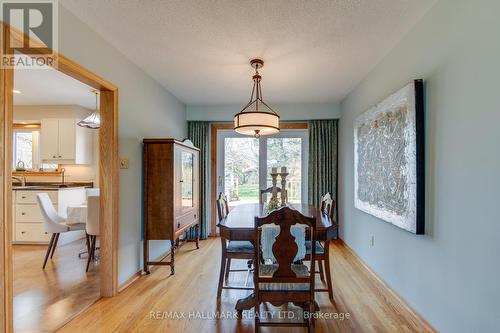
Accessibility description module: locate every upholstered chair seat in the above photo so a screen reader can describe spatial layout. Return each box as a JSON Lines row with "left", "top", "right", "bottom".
{"left": 305, "top": 240, "right": 325, "bottom": 254}
{"left": 227, "top": 241, "right": 254, "bottom": 254}
{"left": 259, "top": 264, "right": 310, "bottom": 291}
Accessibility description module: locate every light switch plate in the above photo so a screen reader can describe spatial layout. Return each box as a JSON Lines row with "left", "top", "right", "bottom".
{"left": 120, "top": 158, "right": 129, "bottom": 169}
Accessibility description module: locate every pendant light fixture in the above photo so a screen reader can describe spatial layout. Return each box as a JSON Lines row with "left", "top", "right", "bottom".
{"left": 77, "top": 90, "right": 100, "bottom": 129}
{"left": 234, "top": 59, "right": 280, "bottom": 137}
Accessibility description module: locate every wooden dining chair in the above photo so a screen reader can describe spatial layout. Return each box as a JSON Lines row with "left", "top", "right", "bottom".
{"left": 254, "top": 206, "right": 317, "bottom": 332}
{"left": 259, "top": 186, "right": 281, "bottom": 204}
{"left": 216, "top": 192, "right": 255, "bottom": 299}
{"left": 320, "top": 192, "right": 336, "bottom": 220}
{"left": 304, "top": 192, "right": 336, "bottom": 299}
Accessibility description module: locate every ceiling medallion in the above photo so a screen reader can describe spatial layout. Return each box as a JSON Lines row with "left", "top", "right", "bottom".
{"left": 234, "top": 59, "right": 280, "bottom": 138}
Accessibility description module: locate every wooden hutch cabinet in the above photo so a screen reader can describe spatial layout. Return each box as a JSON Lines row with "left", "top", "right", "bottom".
{"left": 143, "top": 138, "right": 200, "bottom": 275}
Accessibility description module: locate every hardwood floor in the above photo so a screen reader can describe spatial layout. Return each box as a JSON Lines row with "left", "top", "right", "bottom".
{"left": 13, "top": 239, "right": 100, "bottom": 333}
{"left": 58, "top": 238, "right": 435, "bottom": 333}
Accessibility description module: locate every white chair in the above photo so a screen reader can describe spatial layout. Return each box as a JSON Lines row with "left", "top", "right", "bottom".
{"left": 86, "top": 189, "right": 100, "bottom": 271}
{"left": 37, "top": 193, "right": 86, "bottom": 269}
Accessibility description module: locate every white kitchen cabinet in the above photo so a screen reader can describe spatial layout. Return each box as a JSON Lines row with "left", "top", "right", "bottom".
{"left": 13, "top": 189, "right": 57, "bottom": 244}
{"left": 41, "top": 118, "right": 93, "bottom": 164}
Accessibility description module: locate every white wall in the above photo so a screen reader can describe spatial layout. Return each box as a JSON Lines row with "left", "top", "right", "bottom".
{"left": 338, "top": 0, "right": 500, "bottom": 332}
{"left": 187, "top": 102, "right": 340, "bottom": 121}
{"left": 58, "top": 4, "right": 187, "bottom": 284}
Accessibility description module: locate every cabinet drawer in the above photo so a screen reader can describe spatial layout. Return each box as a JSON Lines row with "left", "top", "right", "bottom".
{"left": 15, "top": 223, "right": 51, "bottom": 242}
{"left": 16, "top": 204, "right": 49, "bottom": 222}
{"left": 16, "top": 190, "right": 57, "bottom": 204}
{"left": 175, "top": 210, "right": 199, "bottom": 231}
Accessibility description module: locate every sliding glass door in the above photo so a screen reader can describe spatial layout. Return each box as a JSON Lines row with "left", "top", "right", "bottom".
{"left": 220, "top": 135, "right": 260, "bottom": 206}
{"left": 217, "top": 129, "right": 308, "bottom": 207}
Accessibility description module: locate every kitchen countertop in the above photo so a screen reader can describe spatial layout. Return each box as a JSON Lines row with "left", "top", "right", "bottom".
{"left": 12, "top": 182, "right": 94, "bottom": 191}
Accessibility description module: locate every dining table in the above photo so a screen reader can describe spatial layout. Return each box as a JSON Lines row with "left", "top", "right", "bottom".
{"left": 66, "top": 204, "right": 88, "bottom": 225}
{"left": 217, "top": 202, "right": 337, "bottom": 314}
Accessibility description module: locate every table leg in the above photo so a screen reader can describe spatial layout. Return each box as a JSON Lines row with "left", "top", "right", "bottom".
{"left": 324, "top": 240, "right": 334, "bottom": 300}
{"left": 235, "top": 293, "right": 256, "bottom": 317}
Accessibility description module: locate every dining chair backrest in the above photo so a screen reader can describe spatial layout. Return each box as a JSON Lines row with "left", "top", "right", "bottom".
{"left": 259, "top": 186, "right": 281, "bottom": 204}
{"left": 216, "top": 192, "right": 229, "bottom": 222}
{"left": 320, "top": 192, "right": 336, "bottom": 220}
{"left": 86, "top": 194, "right": 100, "bottom": 236}
{"left": 255, "top": 206, "right": 316, "bottom": 283}
{"left": 37, "top": 193, "right": 68, "bottom": 234}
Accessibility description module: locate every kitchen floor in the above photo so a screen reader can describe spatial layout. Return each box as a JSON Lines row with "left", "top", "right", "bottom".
{"left": 13, "top": 239, "right": 100, "bottom": 332}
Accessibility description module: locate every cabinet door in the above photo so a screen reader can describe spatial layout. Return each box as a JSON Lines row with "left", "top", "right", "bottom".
{"left": 40, "top": 119, "right": 59, "bottom": 160}
{"left": 180, "top": 149, "right": 194, "bottom": 211}
{"left": 57, "top": 119, "right": 76, "bottom": 159}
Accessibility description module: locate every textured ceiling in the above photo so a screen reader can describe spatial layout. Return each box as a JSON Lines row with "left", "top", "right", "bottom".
{"left": 60, "top": 0, "right": 436, "bottom": 105}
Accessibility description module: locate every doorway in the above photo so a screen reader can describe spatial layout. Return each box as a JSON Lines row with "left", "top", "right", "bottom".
{"left": 11, "top": 67, "right": 103, "bottom": 332}
{"left": 1, "top": 23, "right": 119, "bottom": 332}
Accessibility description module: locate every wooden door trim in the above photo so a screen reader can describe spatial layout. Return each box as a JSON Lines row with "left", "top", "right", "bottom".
{"left": 1, "top": 23, "right": 119, "bottom": 332}
{"left": 209, "top": 122, "right": 308, "bottom": 235}
{"left": 1, "top": 22, "right": 14, "bottom": 333}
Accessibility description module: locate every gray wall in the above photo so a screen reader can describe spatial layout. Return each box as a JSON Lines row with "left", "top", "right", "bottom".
{"left": 58, "top": 5, "right": 187, "bottom": 284}
{"left": 338, "top": 0, "right": 500, "bottom": 332}
{"left": 187, "top": 102, "right": 340, "bottom": 121}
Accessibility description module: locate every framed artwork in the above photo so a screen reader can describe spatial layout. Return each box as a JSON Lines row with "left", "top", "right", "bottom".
{"left": 354, "top": 80, "right": 424, "bottom": 234}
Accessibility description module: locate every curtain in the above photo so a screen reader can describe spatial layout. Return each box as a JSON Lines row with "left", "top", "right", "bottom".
{"left": 308, "top": 119, "right": 339, "bottom": 236}
{"left": 187, "top": 121, "right": 210, "bottom": 239}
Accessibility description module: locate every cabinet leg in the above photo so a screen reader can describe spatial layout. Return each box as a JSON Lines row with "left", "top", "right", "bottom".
{"left": 196, "top": 223, "right": 200, "bottom": 249}
{"left": 170, "top": 240, "right": 175, "bottom": 275}
{"left": 143, "top": 239, "right": 150, "bottom": 274}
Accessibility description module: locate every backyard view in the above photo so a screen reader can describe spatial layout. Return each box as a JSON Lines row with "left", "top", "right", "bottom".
{"left": 224, "top": 136, "right": 303, "bottom": 205}
{"left": 224, "top": 137, "right": 259, "bottom": 205}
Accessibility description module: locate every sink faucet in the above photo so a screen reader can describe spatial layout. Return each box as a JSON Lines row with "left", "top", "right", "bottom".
{"left": 12, "top": 176, "right": 26, "bottom": 186}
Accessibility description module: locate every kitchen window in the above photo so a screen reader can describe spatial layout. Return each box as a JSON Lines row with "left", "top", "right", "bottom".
{"left": 13, "top": 128, "right": 58, "bottom": 171}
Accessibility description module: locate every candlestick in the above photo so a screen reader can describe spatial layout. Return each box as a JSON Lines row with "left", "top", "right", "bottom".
{"left": 281, "top": 166, "right": 287, "bottom": 173}
{"left": 271, "top": 172, "right": 279, "bottom": 201}
{"left": 279, "top": 172, "right": 289, "bottom": 207}
{"left": 272, "top": 167, "right": 277, "bottom": 174}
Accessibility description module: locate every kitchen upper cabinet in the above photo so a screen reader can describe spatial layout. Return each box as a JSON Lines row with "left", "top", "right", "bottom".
{"left": 57, "top": 119, "right": 77, "bottom": 160}
{"left": 40, "top": 119, "right": 59, "bottom": 159}
{"left": 41, "top": 118, "right": 93, "bottom": 164}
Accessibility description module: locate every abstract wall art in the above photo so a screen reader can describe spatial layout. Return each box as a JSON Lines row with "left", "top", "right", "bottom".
{"left": 354, "top": 80, "right": 425, "bottom": 234}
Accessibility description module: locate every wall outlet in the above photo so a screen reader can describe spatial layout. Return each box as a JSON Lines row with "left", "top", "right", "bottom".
{"left": 120, "top": 158, "right": 129, "bottom": 169}
{"left": 370, "top": 235, "right": 375, "bottom": 247}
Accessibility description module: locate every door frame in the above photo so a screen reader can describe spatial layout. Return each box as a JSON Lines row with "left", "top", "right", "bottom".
{"left": 210, "top": 122, "right": 307, "bottom": 235}
{"left": 1, "top": 23, "right": 120, "bottom": 332}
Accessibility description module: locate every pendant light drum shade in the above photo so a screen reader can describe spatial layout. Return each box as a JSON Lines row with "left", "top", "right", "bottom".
{"left": 234, "top": 111, "right": 279, "bottom": 136}
{"left": 78, "top": 90, "right": 100, "bottom": 129}
{"left": 233, "top": 59, "right": 280, "bottom": 137}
